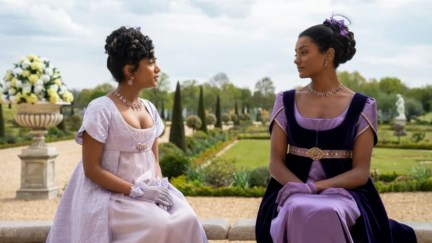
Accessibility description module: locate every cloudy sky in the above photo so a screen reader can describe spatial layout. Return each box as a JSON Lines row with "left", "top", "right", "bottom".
{"left": 0, "top": 0, "right": 431, "bottom": 93}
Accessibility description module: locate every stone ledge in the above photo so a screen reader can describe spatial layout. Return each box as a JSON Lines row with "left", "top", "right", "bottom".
{"left": 226, "top": 219, "right": 432, "bottom": 243}
{"left": 228, "top": 218, "right": 256, "bottom": 241}
{"left": 200, "top": 218, "right": 231, "bottom": 240}
{"left": 404, "top": 222, "right": 432, "bottom": 243}
{"left": 0, "top": 219, "right": 230, "bottom": 242}
{"left": 0, "top": 221, "right": 51, "bottom": 243}
{"left": 0, "top": 219, "right": 431, "bottom": 242}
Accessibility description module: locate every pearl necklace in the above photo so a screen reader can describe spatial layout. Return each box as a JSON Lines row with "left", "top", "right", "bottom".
{"left": 307, "top": 83, "right": 344, "bottom": 97}
{"left": 112, "top": 91, "right": 143, "bottom": 111}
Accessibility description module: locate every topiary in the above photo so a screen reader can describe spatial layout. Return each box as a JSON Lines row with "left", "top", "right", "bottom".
{"left": 158, "top": 142, "right": 185, "bottom": 158}
{"left": 159, "top": 153, "right": 191, "bottom": 179}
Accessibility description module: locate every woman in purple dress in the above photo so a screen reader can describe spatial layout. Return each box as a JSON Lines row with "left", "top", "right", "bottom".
{"left": 255, "top": 15, "right": 417, "bottom": 243}
{"left": 47, "top": 27, "right": 207, "bottom": 243}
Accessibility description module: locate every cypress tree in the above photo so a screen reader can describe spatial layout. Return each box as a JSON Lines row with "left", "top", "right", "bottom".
{"left": 234, "top": 101, "right": 240, "bottom": 125}
{"left": 197, "top": 86, "right": 207, "bottom": 133}
{"left": 241, "top": 101, "right": 245, "bottom": 114}
{"left": 0, "top": 104, "right": 5, "bottom": 137}
{"left": 215, "top": 95, "right": 222, "bottom": 129}
{"left": 169, "top": 82, "right": 186, "bottom": 151}
{"left": 160, "top": 101, "right": 165, "bottom": 120}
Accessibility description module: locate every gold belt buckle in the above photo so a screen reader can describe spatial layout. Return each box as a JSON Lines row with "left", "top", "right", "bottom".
{"left": 306, "top": 147, "right": 325, "bottom": 160}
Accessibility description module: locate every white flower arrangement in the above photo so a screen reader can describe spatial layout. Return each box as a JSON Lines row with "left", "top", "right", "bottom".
{"left": 1, "top": 54, "right": 74, "bottom": 104}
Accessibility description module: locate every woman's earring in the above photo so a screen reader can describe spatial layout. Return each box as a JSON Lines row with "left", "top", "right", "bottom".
{"left": 324, "top": 60, "right": 328, "bottom": 68}
{"left": 128, "top": 77, "right": 134, "bottom": 85}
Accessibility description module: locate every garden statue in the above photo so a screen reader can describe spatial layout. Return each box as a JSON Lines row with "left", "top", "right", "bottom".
{"left": 394, "top": 94, "right": 406, "bottom": 139}
{"left": 395, "top": 94, "right": 406, "bottom": 120}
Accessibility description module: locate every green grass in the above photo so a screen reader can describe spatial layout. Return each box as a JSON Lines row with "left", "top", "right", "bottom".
{"left": 220, "top": 139, "right": 432, "bottom": 175}
{"left": 416, "top": 112, "right": 432, "bottom": 122}
{"left": 370, "top": 148, "right": 432, "bottom": 174}
{"left": 221, "top": 139, "right": 270, "bottom": 169}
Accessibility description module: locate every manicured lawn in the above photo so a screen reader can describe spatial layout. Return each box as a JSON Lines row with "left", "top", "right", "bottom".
{"left": 370, "top": 148, "right": 432, "bottom": 174}
{"left": 221, "top": 139, "right": 270, "bottom": 169}
{"left": 220, "top": 139, "right": 432, "bottom": 174}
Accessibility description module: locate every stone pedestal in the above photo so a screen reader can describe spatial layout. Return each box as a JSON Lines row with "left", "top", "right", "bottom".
{"left": 394, "top": 118, "right": 407, "bottom": 136}
{"left": 16, "top": 146, "right": 58, "bottom": 200}
{"left": 14, "top": 102, "right": 68, "bottom": 200}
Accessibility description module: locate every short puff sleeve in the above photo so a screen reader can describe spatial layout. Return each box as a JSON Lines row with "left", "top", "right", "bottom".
{"left": 269, "top": 92, "right": 287, "bottom": 134}
{"left": 355, "top": 97, "right": 378, "bottom": 145}
{"left": 75, "top": 98, "right": 112, "bottom": 145}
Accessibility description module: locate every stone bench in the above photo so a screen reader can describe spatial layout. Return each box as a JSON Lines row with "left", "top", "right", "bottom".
{"left": 0, "top": 219, "right": 431, "bottom": 242}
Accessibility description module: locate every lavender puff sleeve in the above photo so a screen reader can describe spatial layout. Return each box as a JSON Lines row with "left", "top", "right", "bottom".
{"left": 355, "top": 98, "right": 378, "bottom": 140}
{"left": 269, "top": 92, "right": 288, "bottom": 135}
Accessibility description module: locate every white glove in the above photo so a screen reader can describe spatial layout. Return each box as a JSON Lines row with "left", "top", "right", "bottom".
{"left": 129, "top": 181, "right": 173, "bottom": 209}
{"left": 148, "top": 177, "right": 170, "bottom": 189}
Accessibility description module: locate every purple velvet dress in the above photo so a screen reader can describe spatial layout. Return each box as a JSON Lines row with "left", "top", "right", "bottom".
{"left": 269, "top": 93, "right": 377, "bottom": 243}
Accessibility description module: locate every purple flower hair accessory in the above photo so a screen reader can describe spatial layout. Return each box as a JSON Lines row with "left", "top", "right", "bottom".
{"left": 324, "top": 17, "right": 349, "bottom": 37}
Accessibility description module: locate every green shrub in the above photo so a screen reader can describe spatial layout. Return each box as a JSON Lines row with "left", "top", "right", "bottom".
{"left": 67, "top": 114, "right": 82, "bottom": 131}
{"left": 186, "top": 136, "right": 201, "bottom": 155}
{"left": 186, "top": 166, "right": 207, "bottom": 184}
{"left": 375, "top": 178, "right": 432, "bottom": 193}
{"left": 371, "top": 170, "right": 400, "bottom": 182}
{"left": 221, "top": 113, "right": 230, "bottom": 124}
{"left": 410, "top": 132, "right": 426, "bottom": 143}
{"left": 0, "top": 135, "right": 17, "bottom": 144}
{"left": 186, "top": 115, "right": 202, "bottom": 132}
{"left": 203, "top": 158, "right": 236, "bottom": 187}
{"left": 159, "top": 154, "right": 191, "bottom": 179}
{"left": 208, "top": 128, "right": 223, "bottom": 136}
{"left": 170, "top": 175, "right": 266, "bottom": 197}
{"left": 416, "top": 177, "right": 432, "bottom": 191}
{"left": 48, "top": 127, "right": 65, "bottom": 138}
{"left": 159, "top": 142, "right": 185, "bottom": 158}
{"left": 193, "top": 130, "right": 208, "bottom": 140}
{"left": 206, "top": 113, "right": 216, "bottom": 126}
{"left": 410, "top": 166, "right": 432, "bottom": 180}
{"left": 232, "top": 169, "right": 250, "bottom": 188}
{"left": 249, "top": 166, "right": 270, "bottom": 187}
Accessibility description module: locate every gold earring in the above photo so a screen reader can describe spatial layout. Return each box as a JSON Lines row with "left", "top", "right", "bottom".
{"left": 127, "top": 77, "right": 134, "bottom": 85}
{"left": 324, "top": 60, "right": 328, "bottom": 67}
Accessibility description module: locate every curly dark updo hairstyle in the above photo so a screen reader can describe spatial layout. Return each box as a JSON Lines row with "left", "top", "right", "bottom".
{"left": 104, "top": 26, "right": 155, "bottom": 82}
{"left": 299, "top": 16, "right": 356, "bottom": 68}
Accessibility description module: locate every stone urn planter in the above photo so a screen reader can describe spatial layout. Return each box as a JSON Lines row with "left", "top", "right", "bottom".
{"left": 14, "top": 102, "right": 69, "bottom": 200}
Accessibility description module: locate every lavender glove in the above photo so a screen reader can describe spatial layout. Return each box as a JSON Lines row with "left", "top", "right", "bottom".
{"left": 276, "top": 182, "right": 317, "bottom": 207}
{"left": 129, "top": 181, "right": 174, "bottom": 210}
{"left": 320, "top": 188, "right": 353, "bottom": 200}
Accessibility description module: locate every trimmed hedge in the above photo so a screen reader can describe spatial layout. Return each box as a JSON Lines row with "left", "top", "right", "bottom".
{"left": 170, "top": 175, "right": 265, "bottom": 197}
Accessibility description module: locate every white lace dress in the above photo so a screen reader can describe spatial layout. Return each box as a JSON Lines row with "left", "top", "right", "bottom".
{"left": 47, "top": 96, "right": 207, "bottom": 243}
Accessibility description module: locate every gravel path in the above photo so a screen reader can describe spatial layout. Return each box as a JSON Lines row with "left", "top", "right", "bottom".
{"left": 1, "top": 140, "right": 431, "bottom": 225}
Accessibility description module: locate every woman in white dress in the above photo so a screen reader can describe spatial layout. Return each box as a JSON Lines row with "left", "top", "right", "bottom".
{"left": 47, "top": 26, "right": 207, "bottom": 243}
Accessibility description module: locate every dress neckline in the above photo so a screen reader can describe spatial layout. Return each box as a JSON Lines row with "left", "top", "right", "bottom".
{"left": 293, "top": 91, "right": 355, "bottom": 120}
{"left": 294, "top": 102, "right": 349, "bottom": 120}
{"left": 103, "top": 96, "right": 155, "bottom": 132}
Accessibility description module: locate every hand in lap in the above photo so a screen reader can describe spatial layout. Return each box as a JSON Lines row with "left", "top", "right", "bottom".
{"left": 129, "top": 180, "right": 174, "bottom": 211}
{"left": 276, "top": 182, "right": 317, "bottom": 207}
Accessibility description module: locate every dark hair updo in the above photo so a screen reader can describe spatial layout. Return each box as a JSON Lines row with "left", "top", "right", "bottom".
{"left": 104, "top": 26, "right": 155, "bottom": 82}
{"left": 299, "top": 15, "right": 356, "bottom": 68}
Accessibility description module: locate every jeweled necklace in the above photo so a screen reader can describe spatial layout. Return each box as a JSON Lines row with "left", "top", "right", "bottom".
{"left": 307, "top": 83, "right": 344, "bottom": 97}
{"left": 112, "top": 90, "right": 143, "bottom": 111}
